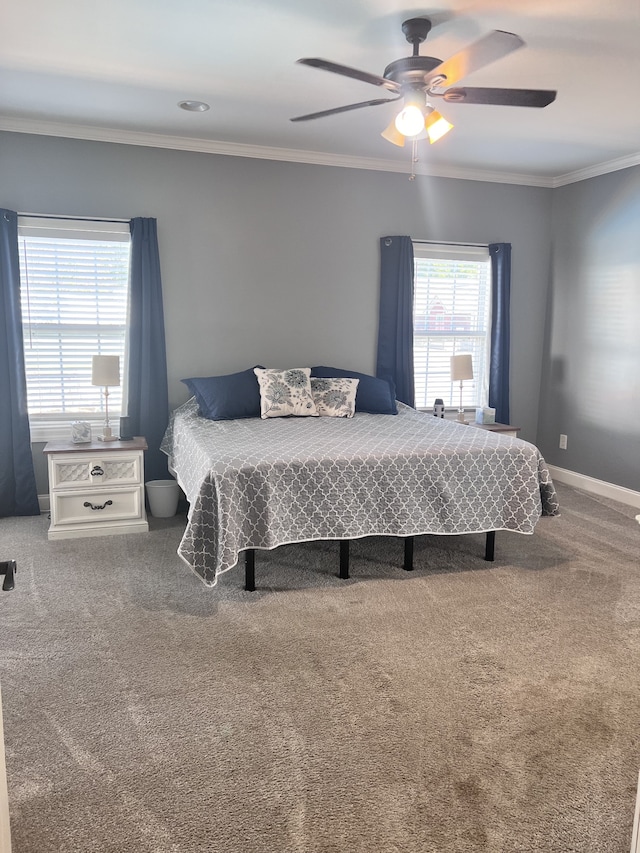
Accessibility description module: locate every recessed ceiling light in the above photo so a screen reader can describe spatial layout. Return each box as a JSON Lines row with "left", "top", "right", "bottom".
{"left": 178, "top": 100, "right": 210, "bottom": 112}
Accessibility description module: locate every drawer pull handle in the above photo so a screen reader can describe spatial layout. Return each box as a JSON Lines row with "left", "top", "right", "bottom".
{"left": 83, "top": 500, "right": 113, "bottom": 511}
{"left": 90, "top": 466, "right": 104, "bottom": 476}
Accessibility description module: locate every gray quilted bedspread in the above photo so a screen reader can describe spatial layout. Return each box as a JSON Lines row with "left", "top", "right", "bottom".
{"left": 161, "top": 398, "right": 560, "bottom": 586}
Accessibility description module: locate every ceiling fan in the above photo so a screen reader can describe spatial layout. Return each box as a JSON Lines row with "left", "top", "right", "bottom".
{"left": 291, "top": 17, "right": 556, "bottom": 149}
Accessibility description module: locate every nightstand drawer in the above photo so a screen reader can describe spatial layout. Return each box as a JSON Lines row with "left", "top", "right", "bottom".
{"left": 52, "top": 487, "right": 144, "bottom": 526}
{"left": 50, "top": 453, "right": 143, "bottom": 490}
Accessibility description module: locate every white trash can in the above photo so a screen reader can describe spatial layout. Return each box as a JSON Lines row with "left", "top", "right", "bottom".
{"left": 145, "top": 479, "right": 180, "bottom": 518}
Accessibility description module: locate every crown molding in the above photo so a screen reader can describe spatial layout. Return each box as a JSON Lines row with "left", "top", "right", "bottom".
{"left": 552, "top": 151, "right": 640, "bottom": 187}
{"left": 0, "top": 116, "right": 556, "bottom": 187}
{"left": 2, "top": 115, "right": 637, "bottom": 188}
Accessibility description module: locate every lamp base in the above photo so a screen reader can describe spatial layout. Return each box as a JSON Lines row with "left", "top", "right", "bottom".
{"left": 456, "top": 411, "right": 467, "bottom": 424}
{"left": 97, "top": 425, "right": 118, "bottom": 442}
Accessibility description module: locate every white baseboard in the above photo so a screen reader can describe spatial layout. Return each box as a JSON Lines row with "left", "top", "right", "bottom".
{"left": 548, "top": 465, "right": 640, "bottom": 510}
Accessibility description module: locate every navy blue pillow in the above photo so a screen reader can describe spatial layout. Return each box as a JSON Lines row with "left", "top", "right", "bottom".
{"left": 182, "top": 366, "right": 264, "bottom": 420}
{"left": 310, "top": 367, "right": 397, "bottom": 414}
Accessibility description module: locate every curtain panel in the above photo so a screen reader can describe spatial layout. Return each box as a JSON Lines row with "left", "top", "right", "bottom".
{"left": 488, "top": 243, "right": 511, "bottom": 424}
{"left": 0, "top": 209, "right": 40, "bottom": 517}
{"left": 376, "top": 236, "right": 415, "bottom": 408}
{"left": 127, "top": 218, "right": 170, "bottom": 482}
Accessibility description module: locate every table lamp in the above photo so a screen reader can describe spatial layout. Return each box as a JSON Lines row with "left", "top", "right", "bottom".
{"left": 92, "top": 355, "right": 120, "bottom": 441}
{"left": 450, "top": 354, "right": 474, "bottom": 423}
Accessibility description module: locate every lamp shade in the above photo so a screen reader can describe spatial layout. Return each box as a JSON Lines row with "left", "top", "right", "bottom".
{"left": 381, "top": 118, "right": 407, "bottom": 147}
{"left": 425, "top": 110, "right": 454, "bottom": 144}
{"left": 450, "top": 353, "right": 474, "bottom": 382}
{"left": 91, "top": 355, "right": 120, "bottom": 387}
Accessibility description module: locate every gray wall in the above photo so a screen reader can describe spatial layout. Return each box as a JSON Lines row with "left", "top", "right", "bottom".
{"left": 537, "top": 166, "right": 640, "bottom": 491}
{"left": 2, "top": 131, "right": 553, "bottom": 492}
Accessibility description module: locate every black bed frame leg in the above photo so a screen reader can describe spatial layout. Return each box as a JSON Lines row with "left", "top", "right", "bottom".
{"left": 403, "top": 537, "right": 414, "bottom": 571}
{"left": 339, "top": 540, "right": 349, "bottom": 579}
{"left": 0, "top": 560, "right": 16, "bottom": 592}
{"left": 244, "top": 549, "right": 256, "bottom": 591}
{"left": 485, "top": 531, "right": 495, "bottom": 562}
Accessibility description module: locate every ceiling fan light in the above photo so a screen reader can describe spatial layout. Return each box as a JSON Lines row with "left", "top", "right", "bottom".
{"left": 425, "top": 110, "right": 453, "bottom": 143}
{"left": 381, "top": 119, "right": 406, "bottom": 147}
{"left": 394, "top": 104, "right": 425, "bottom": 137}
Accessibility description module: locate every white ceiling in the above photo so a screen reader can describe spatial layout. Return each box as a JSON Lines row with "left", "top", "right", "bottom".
{"left": 1, "top": 0, "right": 639, "bottom": 185}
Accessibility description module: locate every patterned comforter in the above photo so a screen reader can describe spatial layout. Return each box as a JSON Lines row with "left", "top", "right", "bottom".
{"left": 161, "top": 398, "right": 560, "bottom": 586}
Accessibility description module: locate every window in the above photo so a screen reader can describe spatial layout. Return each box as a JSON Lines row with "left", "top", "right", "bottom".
{"left": 412, "top": 242, "right": 491, "bottom": 411}
{"left": 18, "top": 217, "right": 131, "bottom": 441}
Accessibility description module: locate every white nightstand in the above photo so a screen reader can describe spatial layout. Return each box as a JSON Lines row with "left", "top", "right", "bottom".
{"left": 466, "top": 422, "right": 521, "bottom": 438}
{"left": 43, "top": 436, "right": 149, "bottom": 540}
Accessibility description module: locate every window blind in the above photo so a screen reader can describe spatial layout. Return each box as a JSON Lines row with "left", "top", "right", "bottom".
{"left": 412, "top": 243, "right": 491, "bottom": 410}
{"left": 18, "top": 219, "right": 130, "bottom": 427}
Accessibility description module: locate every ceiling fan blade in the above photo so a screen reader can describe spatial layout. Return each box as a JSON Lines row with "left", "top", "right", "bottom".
{"left": 290, "top": 97, "right": 401, "bottom": 122}
{"left": 425, "top": 30, "right": 524, "bottom": 88}
{"left": 443, "top": 87, "right": 557, "bottom": 107}
{"left": 297, "top": 58, "right": 400, "bottom": 93}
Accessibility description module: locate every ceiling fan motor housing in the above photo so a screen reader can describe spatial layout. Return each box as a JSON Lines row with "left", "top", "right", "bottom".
{"left": 383, "top": 56, "right": 443, "bottom": 88}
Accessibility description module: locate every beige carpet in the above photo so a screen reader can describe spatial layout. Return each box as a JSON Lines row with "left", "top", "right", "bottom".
{"left": 0, "top": 483, "right": 639, "bottom": 853}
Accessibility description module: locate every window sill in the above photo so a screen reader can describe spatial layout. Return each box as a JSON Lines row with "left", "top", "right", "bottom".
{"left": 29, "top": 418, "right": 118, "bottom": 444}
{"left": 416, "top": 407, "right": 477, "bottom": 421}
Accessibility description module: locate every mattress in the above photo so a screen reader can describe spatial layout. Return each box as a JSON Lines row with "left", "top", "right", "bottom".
{"left": 161, "top": 398, "right": 559, "bottom": 586}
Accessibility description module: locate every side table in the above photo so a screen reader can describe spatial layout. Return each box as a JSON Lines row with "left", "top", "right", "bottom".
{"left": 466, "top": 422, "right": 521, "bottom": 438}
{"left": 43, "top": 436, "right": 149, "bottom": 540}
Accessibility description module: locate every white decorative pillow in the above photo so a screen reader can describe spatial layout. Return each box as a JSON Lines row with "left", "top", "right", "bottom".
{"left": 310, "top": 377, "right": 359, "bottom": 418}
{"left": 254, "top": 368, "right": 319, "bottom": 419}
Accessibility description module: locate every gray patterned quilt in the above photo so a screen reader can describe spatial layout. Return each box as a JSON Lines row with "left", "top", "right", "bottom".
{"left": 161, "top": 398, "right": 560, "bottom": 586}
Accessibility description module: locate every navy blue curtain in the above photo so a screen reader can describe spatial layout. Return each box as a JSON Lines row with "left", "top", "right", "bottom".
{"left": 127, "top": 218, "right": 169, "bottom": 481}
{"left": 488, "top": 243, "right": 511, "bottom": 424}
{"left": 0, "top": 209, "right": 40, "bottom": 517}
{"left": 376, "top": 236, "right": 415, "bottom": 407}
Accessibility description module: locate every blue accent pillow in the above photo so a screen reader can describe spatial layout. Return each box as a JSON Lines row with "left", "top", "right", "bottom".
{"left": 182, "top": 366, "right": 264, "bottom": 420}
{"left": 310, "top": 367, "right": 397, "bottom": 414}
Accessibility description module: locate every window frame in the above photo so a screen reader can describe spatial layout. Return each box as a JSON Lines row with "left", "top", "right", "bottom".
{"left": 412, "top": 241, "right": 491, "bottom": 414}
{"left": 17, "top": 216, "right": 131, "bottom": 442}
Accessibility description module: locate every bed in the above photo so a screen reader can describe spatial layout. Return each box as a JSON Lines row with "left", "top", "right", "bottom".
{"left": 161, "top": 394, "right": 559, "bottom": 588}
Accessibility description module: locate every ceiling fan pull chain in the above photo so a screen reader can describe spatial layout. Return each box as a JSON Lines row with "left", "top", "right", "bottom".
{"left": 409, "top": 138, "right": 418, "bottom": 181}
